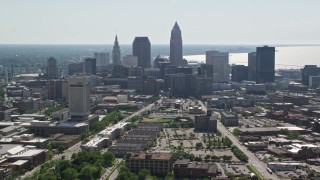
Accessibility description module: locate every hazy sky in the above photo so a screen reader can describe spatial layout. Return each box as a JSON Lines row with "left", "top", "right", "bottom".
{"left": 0, "top": 0, "right": 320, "bottom": 44}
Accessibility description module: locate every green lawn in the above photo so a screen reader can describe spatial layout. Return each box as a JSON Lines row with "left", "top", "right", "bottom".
{"left": 141, "top": 119, "right": 172, "bottom": 123}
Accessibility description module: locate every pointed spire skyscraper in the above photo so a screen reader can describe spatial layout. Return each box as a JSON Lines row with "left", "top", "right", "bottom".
{"left": 112, "top": 35, "right": 122, "bottom": 65}
{"left": 170, "top": 22, "right": 183, "bottom": 67}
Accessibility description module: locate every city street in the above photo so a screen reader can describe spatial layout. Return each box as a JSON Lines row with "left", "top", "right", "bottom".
{"left": 199, "top": 101, "right": 279, "bottom": 180}
{"left": 217, "top": 121, "right": 279, "bottom": 180}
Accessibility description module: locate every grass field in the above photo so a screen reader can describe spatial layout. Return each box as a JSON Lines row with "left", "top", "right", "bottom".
{"left": 247, "top": 165, "right": 263, "bottom": 180}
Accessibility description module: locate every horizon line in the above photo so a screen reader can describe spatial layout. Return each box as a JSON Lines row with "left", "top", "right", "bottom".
{"left": 0, "top": 43, "right": 320, "bottom": 46}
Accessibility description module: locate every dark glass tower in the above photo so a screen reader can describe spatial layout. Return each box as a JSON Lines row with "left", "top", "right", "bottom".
{"left": 231, "top": 65, "right": 248, "bottom": 82}
{"left": 133, "top": 37, "right": 151, "bottom": 69}
{"left": 248, "top": 52, "right": 257, "bottom": 82}
{"left": 170, "top": 22, "right": 183, "bottom": 67}
{"left": 256, "top": 46, "right": 275, "bottom": 83}
{"left": 84, "top": 58, "right": 97, "bottom": 75}
{"left": 112, "top": 35, "right": 121, "bottom": 65}
{"left": 47, "top": 57, "right": 58, "bottom": 79}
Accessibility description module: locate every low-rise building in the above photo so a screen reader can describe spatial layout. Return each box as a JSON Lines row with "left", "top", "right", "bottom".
{"left": 52, "top": 108, "right": 69, "bottom": 121}
{"left": 125, "top": 152, "right": 173, "bottom": 176}
{"left": 81, "top": 137, "right": 110, "bottom": 152}
{"left": 173, "top": 159, "right": 218, "bottom": 179}
{"left": 220, "top": 112, "right": 238, "bottom": 127}
{"left": 194, "top": 111, "right": 217, "bottom": 132}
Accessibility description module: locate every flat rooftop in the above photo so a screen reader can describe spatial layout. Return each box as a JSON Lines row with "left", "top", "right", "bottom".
{"left": 127, "top": 152, "right": 173, "bottom": 161}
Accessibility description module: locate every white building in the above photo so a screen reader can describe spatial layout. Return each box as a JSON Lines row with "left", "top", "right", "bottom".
{"left": 122, "top": 55, "right": 138, "bottom": 68}
{"left": 94, "top": 52, "right": 109, "bottom": 66}
{"left": 68, "top": 76, "right": 90, "bottom": 119}
{"left": 206, "top": 51, "right": 229, "bottom": 82}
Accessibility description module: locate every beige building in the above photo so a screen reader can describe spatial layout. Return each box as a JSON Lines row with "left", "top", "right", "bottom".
{"left": 206, "top": 51, "right": 229, "bottom": 82}
{"left": 68, "top": 76, "right": 90, "bottom": 119}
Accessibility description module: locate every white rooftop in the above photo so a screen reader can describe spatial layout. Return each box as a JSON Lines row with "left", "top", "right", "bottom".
{"left": 7, "top": 146, "right": 25, "bottom": 155}
{"left": 83, "top": 137, "right": 109, "bottom": 147}
{"left": 11, "top": 160, "right": 28, "bottom": 166}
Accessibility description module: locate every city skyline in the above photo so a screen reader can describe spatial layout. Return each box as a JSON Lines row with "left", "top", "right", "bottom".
{"left": 1, "top": 0, "right": 320, "bottom": 44}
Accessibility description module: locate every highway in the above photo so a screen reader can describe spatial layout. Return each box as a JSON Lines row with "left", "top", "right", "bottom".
{"left": 199, "top": 101, "right": 279, "bottom": 180}
{"left": 21, "top": 98, "right": 161, "bottom": 180}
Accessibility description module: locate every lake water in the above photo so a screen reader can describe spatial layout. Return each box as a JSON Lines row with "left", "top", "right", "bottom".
{"left": 184, "top": 46, "right": 320, "bottom": 69}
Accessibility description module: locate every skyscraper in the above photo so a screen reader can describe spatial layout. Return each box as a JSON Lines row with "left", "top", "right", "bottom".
{"left": 301, "top": 65, "right": 320, "bottom": 86}
{"left": 256, "top": 46, "right": 275, "bottom": 83}
{"left": 68, "top": 76, "right": 90, "bottom": 120}
{"left": 47, "top": 57, "right": 58, "bottom": 79}
{"left": 231, "top": 65, "right": 248, "bottom": 82}
{"left": 84, "top": 58, "right": 97, "bottom": 75}
{"left": 206, "top": 51, "right": 229, "bottom": 82}
{"left": 133, "top": 37, "right": 151, "bottom": 69}
{"left": 248, "top": 52, "right": 257, "bottom": 82}
{"left": 94, "top": 52, "right": 109, "bottom": 66}
{"left": 170, "top": 22, "right": 183, "bottom": 67}
{"left": 112, "top": 35, "right": 121, "bottom": 65}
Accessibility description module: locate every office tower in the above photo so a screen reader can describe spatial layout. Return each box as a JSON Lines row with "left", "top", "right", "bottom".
{"left": 301, "top": 65, "right": 320, "bottom": 86}
{"left": 309, "top": 76, "right": 320, "bottom": 89}
{"left": 68, "top": 76, "right": 90, "bottom": 120}
{"left": 127, "top": 76, "right": 144, "bottom": 94}
{"left": 144, "top": 68, "right": 160, "bottom": 79}
{"left": 143, "top": 76, "right": 157, "bottom": 95}
{"left": 133, "top": 37, "right": 151, "bottom": 69}
{"left": 129, "top": 67, "right": 143, "bottom": 77}
{"left": 165, "top": 73, "right": 197, "bottom": 98}
{"left": 195, "top": 76, "right": 213, "bottom": 98}
{"left": 47, "top": 79, "right": 68, "bottom": 102}
{"left": 198, "top": 64, "right": 213, "bottom": 78}
{"left": 68, "top": 62, "right": 84, "bottom": 76}
{"left": 170, "top": 22, "right": 183, "bottom": 67}
{"left": 154, "top": 56, "right": 171, "bottom": 79}
{"left": 47, "top": 79, "right": 62, "bottom": 101}
{"left": 206, "top": 51, "right": 229, "bottom": 82}
{"left": 256, "top": 46, "right": 275, "bottom": 83}
{"left": 122, "top": 55, "right": 138, "bottom": 68}
{"left": 94, "top": 52, "right": 109, "bottom": 66}
{"left": 195, "top": 111, "right": 217, "bottom": 132}
{"left": 112, "top": 35, "right": 121, "bottom": 65}
{"left": 231, "top": 65, "right": 248, "bottom": 82}
{"left": 47, "top": 57, "right": 58, "bottom": 79}
{"left": 84, "top": 58, "right": 97, "bottom": 75}
{"left": 248, "top": 52, "right": 257, "bottom": 81}
{"left": 176, "top": 67, "right": 192, "bottom": 75}
{"left": 164, "top": 65, "right": 177, "bottom": 75}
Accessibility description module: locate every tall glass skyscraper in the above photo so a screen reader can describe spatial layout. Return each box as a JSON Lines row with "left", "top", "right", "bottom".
{"left": 256, "top": 46, "right": 275, "bottom": 83}
{"left": 133, "top": 37, "right": 151, "bottom": 69}
{"left": 170, "top": 22, "right": 183, "bottom": 67}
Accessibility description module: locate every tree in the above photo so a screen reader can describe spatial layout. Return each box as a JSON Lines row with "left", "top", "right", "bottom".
{"left": 165, "top": 173, "right": 175, "bottom": 180}
{"left": 138, "top": 169, "right": 150, "bottom": 180}
{"left": 58, "top": 145, "right": 66, "bottom": 153}
{"left": 80, "top": 165, "right": 98, "bottom": 180}
{"left": 103, "top": 152, "right": 115, "bottom": 167}
{"left": 195, "top": 142, "right": 203, "bottom": 150}
{"left": 62, "top": 168, "right": 78, "bottom": 180}
{"left": 56, "top": 160, "right": 70, "bottom": 173}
